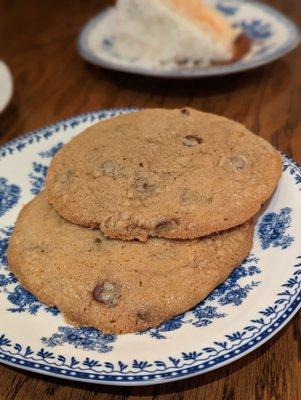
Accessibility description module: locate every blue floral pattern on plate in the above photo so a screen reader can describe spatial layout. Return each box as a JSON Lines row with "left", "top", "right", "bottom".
{"left": 237, "top": 20, "right": 272, "bottom": 40}
{"left": 258, "top": 208, "right": 294, "bottom": 250}
{"left": 283, "top": 156, "right": 301, "bottom": 189}
{"left": 0, "top": 178, "right": 21, "bottom": 217}
{"left": 29, "top": 143, "right": 63, "bottom": 194}
{"left": 216, "top": 3, "right": 238, "bottom": 17}
{"left": 41, "top": 327, "right": 116, "bottom": 353}
{"left": 0, "top": 109, "right": 300, "bottom": 386}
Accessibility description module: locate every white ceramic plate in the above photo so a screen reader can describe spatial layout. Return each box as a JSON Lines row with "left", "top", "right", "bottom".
{"left": 0, "top": 61, "right": 13, "bottom": 112}
{"left": 77, "top": 0, "right": 300, "bottom": 78}
{"left": 0, "top": 108, "right": 301, "bottom": 386}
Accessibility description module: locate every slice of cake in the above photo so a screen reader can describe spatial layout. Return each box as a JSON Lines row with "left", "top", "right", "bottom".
{"left": 111, "top": 0, "right": 241, "bottom": 67}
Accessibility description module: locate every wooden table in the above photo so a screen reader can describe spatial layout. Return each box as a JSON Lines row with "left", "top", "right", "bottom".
{"left": 0, "top": 0, "right": 300, "bottom": 399}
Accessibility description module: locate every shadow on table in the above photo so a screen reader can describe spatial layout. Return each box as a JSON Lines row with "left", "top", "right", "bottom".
{"left": 0, "top": 102, "right": 22, "bottom": 144}
{"left": 1, "top": 316, "right": 294, "bottom": 398}
{"left": 83, "top": 58, "right": 291, "bottom": 105}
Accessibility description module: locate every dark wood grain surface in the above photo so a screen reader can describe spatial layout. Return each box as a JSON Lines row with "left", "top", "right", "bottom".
{"left": 0, "top": 1, "right": 300, "bottom": 399}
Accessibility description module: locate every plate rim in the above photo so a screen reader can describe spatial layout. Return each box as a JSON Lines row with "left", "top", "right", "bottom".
{"left": 0, "top": 291, "right": 300, "bottom": 387}
{"left": 0, "top": 109, "right": 301, "bottom": 386}
{"left": 77, "top": 1, "right": 301, "bottom": 79}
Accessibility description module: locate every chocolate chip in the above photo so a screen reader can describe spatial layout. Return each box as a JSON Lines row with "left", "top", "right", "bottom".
{"left": 139, "top": 162, "right": 144, "bottom": 167}
{"left": 155, "top": 218, "right": 179, "bottom": 232}
{"left": 133, "top": 177, "right": 155, "bottom": 198}
{"left": 181, "top": 108, "right": 190, "bottom": 116}
{"left": 92, "top": 282, "right": 120, "bottom": 307}
{"left": 136, "top": 311, "right": 149, "bottom": 323}
{"left": 230, "top": 156, "right": 246, "bottom": 171}
{"left": 94, "top": 237, "right": 102, "bottom": 244}
{"left": 183, "top": 135, "right": 203, "bottom": 147}
{"left": 101, "top": 160, "right": 124, "bottom": 179}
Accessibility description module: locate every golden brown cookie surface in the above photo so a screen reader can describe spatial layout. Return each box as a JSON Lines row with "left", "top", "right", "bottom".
{"left": 46, "top": 108, "right": 281, "bottom": 241}
{"left": 8, "top": 192, "right": 254, "bottom": 334}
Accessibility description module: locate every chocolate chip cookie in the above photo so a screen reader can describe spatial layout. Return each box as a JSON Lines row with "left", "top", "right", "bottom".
{"left": 8, "top": 192, "right": 254, "bottom": 334}
{"left": 46, "top": 108, "right": 281, "bottom": 241}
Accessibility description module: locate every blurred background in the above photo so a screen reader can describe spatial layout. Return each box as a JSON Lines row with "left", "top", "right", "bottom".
{"left": 0, "top": 1, "right": 300, "bottom": 161}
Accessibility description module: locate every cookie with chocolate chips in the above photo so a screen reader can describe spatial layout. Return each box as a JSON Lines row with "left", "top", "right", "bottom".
{"left": 8, "top": 192, "right": 253, "bottom": 334}
{"left": 46, "top": 108, "right": 281, "bottom": 241}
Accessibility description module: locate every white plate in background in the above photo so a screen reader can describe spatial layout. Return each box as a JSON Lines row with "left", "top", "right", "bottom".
{"left": 0, "top": 61, "right": 13, "bottom": 112}
{"left": 77, "top": 1, "right": 300, "bottom": 78}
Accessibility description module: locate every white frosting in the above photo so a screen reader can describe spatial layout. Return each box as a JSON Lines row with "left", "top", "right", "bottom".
{"left": 100, "top": 0, "right": 237, "bottom": 68}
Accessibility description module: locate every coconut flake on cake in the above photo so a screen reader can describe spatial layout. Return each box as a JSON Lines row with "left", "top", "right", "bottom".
{"left": 107, "top": 0, "right": 241, "bottom": 68}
